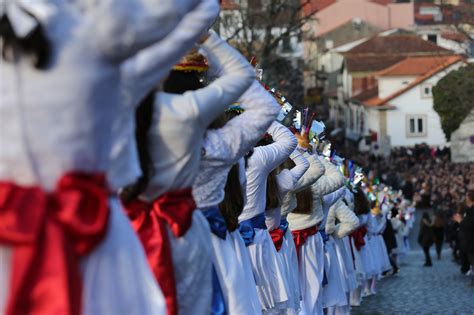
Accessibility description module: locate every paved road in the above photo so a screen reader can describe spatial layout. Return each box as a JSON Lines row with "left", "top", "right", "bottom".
{"left": 352, "top": 210, "right": 474, "bottom": 315}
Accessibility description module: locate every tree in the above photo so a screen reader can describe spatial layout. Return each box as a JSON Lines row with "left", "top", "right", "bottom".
{"left": 433, "top": 63, "right": 474, "bottom": 141}
{"left": 219, "top": 0, "right": 319, "bottom": 105}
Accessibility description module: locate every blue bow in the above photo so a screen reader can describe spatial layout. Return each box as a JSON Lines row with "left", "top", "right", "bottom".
{"left": 203, "top": 206, "right": 227, "bottom": 240}
{"left": 238, "top": 221, "right": 255, "bottom": 246}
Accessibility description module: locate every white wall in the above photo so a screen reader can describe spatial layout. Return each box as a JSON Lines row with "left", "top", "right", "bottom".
{"left": 378, "top": 76, "right": 417, "bottom": 99}
{"left": 385, "top": 62, "right": 464, "bottom": 147}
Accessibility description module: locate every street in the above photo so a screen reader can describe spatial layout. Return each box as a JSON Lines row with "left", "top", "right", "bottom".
{"left": 352, "top": 210, "right": 474, "bottom": 315}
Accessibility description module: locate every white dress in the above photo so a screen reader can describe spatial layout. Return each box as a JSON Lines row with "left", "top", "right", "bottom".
{"left": 239, "top": 122, "right": 297, "bottom": 312}
{"left": 142, "top": 31, "right": 255, "bottom": 315}
{"left": 0, "top": 1, "right": 199, "bottom": 313}
{"left": 265, "top": 150, "right": 309, "bottom": 314}
{"left": 192, "top": 79, "right": 280, "bottom": 315}
{"left": 321, "top": 190, "right": 349, "bottom": 310}
{"left": 287, "top": 156, "right": 345, "bottom": 315}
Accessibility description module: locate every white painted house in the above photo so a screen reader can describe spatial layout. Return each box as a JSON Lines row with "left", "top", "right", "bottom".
{"left": 352, "top": 55, "right": 466, "bottom": 154}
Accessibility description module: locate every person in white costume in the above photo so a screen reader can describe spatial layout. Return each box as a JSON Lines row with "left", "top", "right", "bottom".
{"left": 287, "top": 154, "right": 345, "bottom": 315}
{"left": 113, "top": 0, "right": 221, "bottom": 192}
{"left": 325, "top": 192, "right": 360, "bottom": 315}
{"left": 0, "top": 0, "right": 203, "bottom": 314}
{"left": 265, "top": 149, "right": 310, "bottom": 314}
{"left": 122, "top": 30, "right": 255, "bottom": 315}
{"left": 192, "top": 78, "right": 280, "bottom": 314}
{"left": 238, "top": 121, "right": 297, "bottom": 313}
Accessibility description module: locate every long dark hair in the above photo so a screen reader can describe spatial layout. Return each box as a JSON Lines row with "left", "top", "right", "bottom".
{"left": 292, "top": 187, "right": 314, "bottom": 214}
{"left": 120, "top": 91, "right": 155, "bottom": 204}
{"left": 0, "top": 12, "right": 50, "bottom": 69}
{"left": 354, "top": 186, "right": 370, "bottom": 215}
{"left": 163, "top": 70, "right": 205, "bottom": 94}
{"left": 219, "top": 163, "right": 244, "bottom": 231}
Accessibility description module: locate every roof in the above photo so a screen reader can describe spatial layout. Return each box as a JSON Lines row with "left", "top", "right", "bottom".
{"left": 363, "top": 55, "right": 465, "bottom": 107}
{"left": 345, "top": 35, "right": 452, "bottom": 56}
{"left": 375, "top": 55, "right": 463, "bottom": 77}
{"left": 346, "top": 55, "right": 406, "bottom": 72}
{"left": 352, "top": 86, "right": 379, "bottom": 102}
{"left": 302, "top": 0, "right": 337, "bottom": 16}
{"left": 221, "top": 0, "right": 239, "bottom": 10}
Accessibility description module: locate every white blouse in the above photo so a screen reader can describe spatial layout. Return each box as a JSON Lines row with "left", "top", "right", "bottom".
{"left": 287, "top": 157, "right": 345, "bottom": 231}
{"left": 111, "top": 0, "right": 220, "bottom": 191}
{"left": 238, "top": 122, "right": 297, "bottom": 222}
{"left": 280, "top": 152, "right": 325, "bottom": 216}
{"left": 0, "top": 0, "right": 192, "bottom": 191}
{"left": 192, "top": 80, "right": 280, "bottom": 208}
{"left": 142, "top": 31, "right": 255, "bottom": 200}
{"left": 325, "top": 198, "right": 359, "bottom": 239}
{"left": 265, "top": 150, "right": 309, "bottom": 230}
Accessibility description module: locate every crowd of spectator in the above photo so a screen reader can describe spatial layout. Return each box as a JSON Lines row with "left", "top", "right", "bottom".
{"left": 350, "top": 143, "right": 474, "bottom": 282}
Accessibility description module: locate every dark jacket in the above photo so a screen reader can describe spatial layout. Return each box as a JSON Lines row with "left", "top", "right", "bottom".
{"left": 459, "top": 206, "right": 474, "bottom": 254}
{"left": 418, "top": 219, "right": 434, "bottom": 248}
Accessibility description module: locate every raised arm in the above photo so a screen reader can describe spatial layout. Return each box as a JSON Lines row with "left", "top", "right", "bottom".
{"left": 311, "top": 157, "right": 345, "bottom": 197}
{"left": 184, "top": 31, "right": 255, "bottom": 127}
{"left": 326, "top": 199, "right": 360, "bottom": 238}
{"left": 202, "top": 80, "right": 280, "bottom": 165}
{"left": 88, "top": 0, "right": 203, "bottom": 61}
{"left": 252, "top": 121, "right": 298, "bottom": 173}
{"left": 121, "top": 0, "right": 219, "bottom": 107}
{"left": 293, "top": 153, "right": 325, "bottom": 192}
{"left": 275, "top": 150, "right": 309, "bottom": 197}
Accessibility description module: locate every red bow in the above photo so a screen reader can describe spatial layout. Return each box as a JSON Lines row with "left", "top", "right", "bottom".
{"left": 270, "top": 228, "right": 285, "bottom": 251}
{"left": 291, "top": 225, "right": 318, "bottom": 258}
{"left": 123, "top": 188, "right": 196, "bottom": 315}
{"left": 349, "top": 226, "right": 367, "bottom": 251}
{"left": 0, "top": 172, "right": 109, "bottom": 315}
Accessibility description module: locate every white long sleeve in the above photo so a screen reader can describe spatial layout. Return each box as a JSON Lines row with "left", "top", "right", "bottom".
{"left": 186, "top": 31, "right": 255, "bottom": 127}
{"left": 239, "top": 122, "right": 297, "bottom": 222}
{"left": 90, "top": 0, "right": 202, "bottom": 61}
{"left": 311, "top": 157, "right": 346, "bottom": 197}
{"left": 201, "top": 80, "right": 280, "bottom": 166}
{"left": 143, "top": 32, "right": 254, "bottom": 199}
{"left": 251, "top": 122, "right": 298, "bottom": 174}
{"left": 325, "top": 199, "right": 360, "bottom": 239}
{"left": 192, "top": 80, "right": 279, "bottom": 208}
{"left": 121, "top": 0, "right": 220, "bottom": 107}
{"left": 293, "top": 153, "right": 325, "bottom": 192}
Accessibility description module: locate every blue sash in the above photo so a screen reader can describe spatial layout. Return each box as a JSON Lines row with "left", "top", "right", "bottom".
{"left": 319, "top": 228, "right": 329, "bottom": 286}
{"left": 238, "top": 212, "right": 267, "bottom": 246}
{"left": 202, "top": 206, "right": 227, "bottom": 240}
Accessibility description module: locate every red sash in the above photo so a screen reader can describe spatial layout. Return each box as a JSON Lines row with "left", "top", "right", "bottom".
{"left": 349, "top": 226, "right": 367, "bottom": 251}
{"left": 124, "top": 188, "right": 196, "bottom": 315}
{"left": 291, "top": 225, "right": 318, "bottom": 258}
{"left": 269, "top": 228, "right": 285, "bottom": 252}
{"left": 0, "top": 172, "right": 109, "bottom": 315}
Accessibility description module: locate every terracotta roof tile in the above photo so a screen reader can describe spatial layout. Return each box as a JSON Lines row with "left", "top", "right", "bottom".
{"left": 302, "top": 0, "right": 336, "bottom": 15}
{"left": 363, "top": 55, "right": 465, "bottom": 107}
{"left": 346, "top": 55, "right": 406, "bottom": 72}
{"left": 345, "top": 35, "right": 452, "bottom": 55}
{"left": 221, "top": 0, "right": 239, "bottom": 10}
{"left": 375, "top": 55, "right": 463, "bottom": 77}
{"left": 352, "top": 86, "right": 379, "bottom": 102}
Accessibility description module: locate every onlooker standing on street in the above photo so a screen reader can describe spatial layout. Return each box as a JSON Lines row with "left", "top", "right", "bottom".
{"left": 418, "top": 212, "right": 434, "bottom": 267}
{"left": 433, "top": 212, "right": 445, "bottom": 260}
{"left": 454, "top": 190, "right": 474, "bottom": 286}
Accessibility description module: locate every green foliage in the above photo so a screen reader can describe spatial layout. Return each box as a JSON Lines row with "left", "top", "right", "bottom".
{"left": 432, "top": 63, "right": 474, "bottom": 141}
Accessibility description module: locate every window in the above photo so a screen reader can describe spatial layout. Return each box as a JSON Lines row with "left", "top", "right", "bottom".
{"left": 421, "top": 83, "right": 432, "bottom": 98}
{"left": 406, "top": 115, "right": 427, "bottom": 137}
{"left": 427, "top": 34, "right": 437, "bottom": 44}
